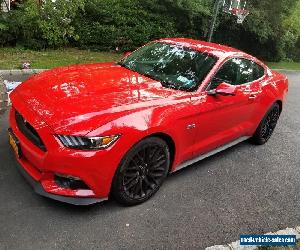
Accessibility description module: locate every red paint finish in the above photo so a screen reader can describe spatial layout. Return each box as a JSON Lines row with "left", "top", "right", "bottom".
{"left": 9, "top": 38, "right": 288, "bottom": 203}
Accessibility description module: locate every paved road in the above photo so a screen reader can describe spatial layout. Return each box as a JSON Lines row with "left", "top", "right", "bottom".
{"left": 0, "top": 72, "right": 299, "bottom": 250}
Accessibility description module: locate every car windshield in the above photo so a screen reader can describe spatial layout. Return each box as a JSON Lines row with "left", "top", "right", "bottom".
{"left": 119, "top": 42, "right": 217, "bottom": 92}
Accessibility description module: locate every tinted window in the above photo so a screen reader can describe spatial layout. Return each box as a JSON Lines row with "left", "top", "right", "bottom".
{"left": 119, "top": 42, "right": 217, "bottom": 92}
{"left": 208, "top": 59, "right": 239, "bottom": 90}
{"left": 208, "top": 58, "right": 264, "bottom": 90}
{"left": 236, "top": 59, "right": 254, "bottom": 85}
{"left": 253, "top": 62, "right": 265, "bottom": 80}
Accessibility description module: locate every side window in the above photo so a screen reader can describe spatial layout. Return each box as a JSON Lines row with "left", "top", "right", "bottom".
{"left": 236, "top": 59, "right": 254, "bottom": 85}
{"left": 208, "top": 59, "right": 239, "bottom": 90}
{"left": 207, "top": 58, "right": 264, "bottom": 91}
{"left": 253, "top": 62, "right": 265, "bottom": 80}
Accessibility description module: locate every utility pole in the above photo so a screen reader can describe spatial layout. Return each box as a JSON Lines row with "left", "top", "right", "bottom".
{"left": 208, "top": 0, "right": 223, "bottom": 42}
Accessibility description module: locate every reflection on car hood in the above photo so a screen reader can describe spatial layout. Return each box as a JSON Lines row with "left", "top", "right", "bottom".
{"left": 14, "top": 63, "right": 180, "bottom": 135}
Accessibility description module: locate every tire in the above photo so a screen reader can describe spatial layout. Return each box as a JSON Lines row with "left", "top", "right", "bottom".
{"left": 251, "top": 103, "right": 281, "bottom": 145}
{"left": 111, "top": 137, "right": 170, "bottom": 206}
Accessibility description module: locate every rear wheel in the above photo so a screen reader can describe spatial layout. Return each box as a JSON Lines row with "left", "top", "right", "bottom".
{"left": 251, "top": 103, "right": 281, "bottom": 145}
{"left": 112, "top": 137, "right": 170, "bottom": 206}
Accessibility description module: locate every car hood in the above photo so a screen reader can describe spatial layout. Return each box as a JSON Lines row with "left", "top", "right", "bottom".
{"left": 13, "top": 63, "right": 179, "bottom": 135}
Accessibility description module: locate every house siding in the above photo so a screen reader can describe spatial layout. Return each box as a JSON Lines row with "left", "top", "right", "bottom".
{"left": 0, "top": 0, "right": 10, "bottom": 12}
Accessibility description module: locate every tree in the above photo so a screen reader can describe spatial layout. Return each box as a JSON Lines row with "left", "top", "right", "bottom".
{"left": 1, "top": 0, "right": 300, "bottom": 61}
{"left": 283, "top": 0, "right": 300, "bottom": 61}
{"left": 0, "top": 0, "right": 85, "bottom": 48}
{"left": 74, "top": 0, "right": 178, "bottom": 51}
{"left": 38, "top": 0, "right": 85, "bottom": 47}
{"left": 212, "top": 0, "right": 300, "bottom": 61}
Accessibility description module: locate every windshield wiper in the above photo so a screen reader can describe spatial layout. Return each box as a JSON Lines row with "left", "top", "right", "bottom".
{"left": 136, "top": 72, "right": 175, "bottom": 89}
{"left": 116, "top": 61, "right": 125, "bottom": 67}
{"left": 141, "top": 73, "right": 171, "bottom": 87}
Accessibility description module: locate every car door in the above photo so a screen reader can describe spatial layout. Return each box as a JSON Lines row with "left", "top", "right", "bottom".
{"left": 190, "top": 57, "right": 262, "bottom": 157}
{"left": 234, "top": 59, "right": 266, "bottom": 132}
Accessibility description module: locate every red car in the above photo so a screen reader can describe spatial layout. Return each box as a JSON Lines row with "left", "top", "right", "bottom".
{"left": 9, "top": 38, "right": 288, "bottom": 206}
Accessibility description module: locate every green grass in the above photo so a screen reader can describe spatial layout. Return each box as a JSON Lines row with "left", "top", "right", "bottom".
{"left": 266, "top": 62, "right": 300, "bottom": 70}
{"left": 1, "top": 47, "right": 300, "bottom": 71}
{"left": 0, "top": 47, "right": 122, "bottom": 70}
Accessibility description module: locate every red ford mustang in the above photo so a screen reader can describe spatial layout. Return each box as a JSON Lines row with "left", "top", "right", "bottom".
{"left": 9, "top": 38, "right": 288, "bottom": 206}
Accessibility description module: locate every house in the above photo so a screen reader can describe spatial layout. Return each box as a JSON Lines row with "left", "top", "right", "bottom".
{"left": 0, "top": 0, "right": 10, "bottom": 12}
{"left": 0, "top": 0, "right": 35, "bottom": 12}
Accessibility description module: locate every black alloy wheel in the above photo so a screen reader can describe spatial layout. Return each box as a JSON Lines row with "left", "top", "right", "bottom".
{"left": 251, "top": 103, "right": 281, "bottom": 145}
{"left": 112, "top": 137, "right": 170, "bottom": 205}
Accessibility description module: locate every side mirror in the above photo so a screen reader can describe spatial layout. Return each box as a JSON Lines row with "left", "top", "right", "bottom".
{"left": 123, "top": 51, "right": 131, "bottom": 57}
{"left": 207, "top": 82, "right": 236, "bottom": 96}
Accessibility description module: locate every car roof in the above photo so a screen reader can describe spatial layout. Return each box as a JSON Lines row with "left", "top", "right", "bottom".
{"left": 158, "top": 38, "right": 245, "bottom": 58}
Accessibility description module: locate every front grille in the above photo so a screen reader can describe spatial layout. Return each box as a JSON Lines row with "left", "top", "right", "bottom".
{"left": 15, "top": 111, "right": 47, "bottom": 152}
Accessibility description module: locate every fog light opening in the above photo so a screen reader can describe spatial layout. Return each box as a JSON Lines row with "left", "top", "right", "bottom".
{"left": 55, "top": 174, "right": 90, "bottom": 190}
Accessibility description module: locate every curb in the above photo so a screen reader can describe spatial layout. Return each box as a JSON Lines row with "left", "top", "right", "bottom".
{"left": 206, "top": 227, "right": 300, "bottom": 250}
{"left": 0, "top": 69, "right": 46, "bottom": 76}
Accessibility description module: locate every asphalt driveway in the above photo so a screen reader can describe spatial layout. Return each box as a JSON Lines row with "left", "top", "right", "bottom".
{"left": 0, "top": 71, "right": 299, "bottom": 250}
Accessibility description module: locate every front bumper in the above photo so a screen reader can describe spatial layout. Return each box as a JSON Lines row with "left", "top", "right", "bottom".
{"left": 15, "top": 158, "right": 105, "bottom": 205}
{"left": 8, "top": 103, "right": 125, "bottom": 205}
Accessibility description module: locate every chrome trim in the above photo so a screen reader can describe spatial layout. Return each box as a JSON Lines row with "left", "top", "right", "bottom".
{"left": 187, "top": 124, "right": 196, "bottom": 130}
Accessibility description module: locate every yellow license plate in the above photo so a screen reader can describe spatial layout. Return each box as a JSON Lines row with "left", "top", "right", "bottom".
{"left": 9, "top": 131, "right": 21, "bottom": 158}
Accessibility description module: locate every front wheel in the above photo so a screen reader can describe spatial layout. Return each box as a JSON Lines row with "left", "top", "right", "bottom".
{"left": 111, "top": 137, "right": 170, "bottom": 206}
{"left": 251, "top": 103, "right": 281, "bottom": 145}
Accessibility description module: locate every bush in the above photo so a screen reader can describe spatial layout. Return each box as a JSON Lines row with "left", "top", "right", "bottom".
{"left": 38, "top": 0, "right": 85, "bottom": 47}
{"left": 0, "top": 1, "right": 43, "bottom": 48}
{"left": 74, "top": 0, "right": 179, "bottom": 51}
{"left": 0, "top": 0, "right": 84, "bottom": 49}
{"left": 0, "top": 14, "right": 14, "bottom": 46}
{"left": 288, "top": 37, "right": 300, "bottom": 62}
{"left": 0, "top": 0, "right": 299, "bottom": 62}
{"left": 74, "top": 0, "right": 300, "bottom": 61}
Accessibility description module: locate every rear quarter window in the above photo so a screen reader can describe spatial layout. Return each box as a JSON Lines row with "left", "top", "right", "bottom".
{"left": 253, "top": 62, "right": 265, "bottom": 80}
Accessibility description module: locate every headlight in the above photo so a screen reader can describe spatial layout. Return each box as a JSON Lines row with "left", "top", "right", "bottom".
{"left": 57, "top": 135, "right": 120, "bottom": 150}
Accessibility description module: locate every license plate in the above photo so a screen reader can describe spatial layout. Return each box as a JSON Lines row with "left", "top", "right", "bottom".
{"left": 8, "top": 129, "right": 21, "bottom": 158}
